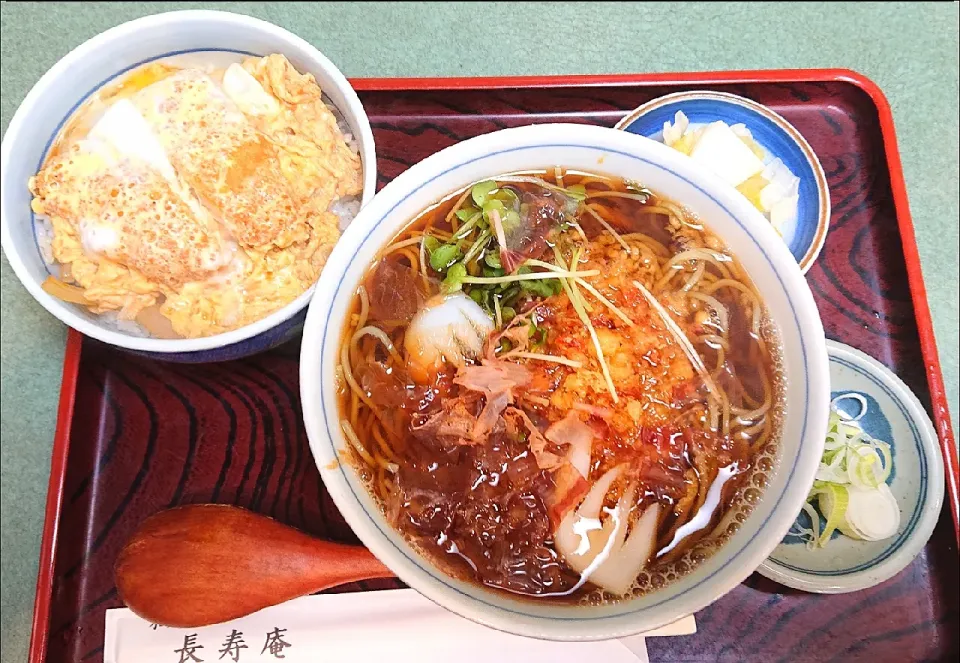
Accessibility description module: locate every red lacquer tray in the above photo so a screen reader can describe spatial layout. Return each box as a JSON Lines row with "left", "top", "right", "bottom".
{"left": 30, "top": 70, "right": 960, "bottom": 663}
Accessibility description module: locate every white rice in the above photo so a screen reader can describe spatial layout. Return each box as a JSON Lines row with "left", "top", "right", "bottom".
{"left": 325, "top": 93, "right": 361, "bottom": 157}
{"left": 34, "top": 214, "right": 56, "bottom": 266}
{"left": 97, "top": 310, "right": 152, "bottom": 337}
{"left": 330, "top": 195, "right": 362, "bottom": 232}
{"left": 325, "top": 95, "right": 363, "bottom": 231}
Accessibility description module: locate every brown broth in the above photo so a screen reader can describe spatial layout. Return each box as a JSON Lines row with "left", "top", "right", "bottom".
{"left": 336, "top": 169, "right": 783, "bottom": 603}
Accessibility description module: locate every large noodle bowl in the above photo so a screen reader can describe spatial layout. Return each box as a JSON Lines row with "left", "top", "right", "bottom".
{"left": 337, "top": 169, "right": 783, "bottom": 602}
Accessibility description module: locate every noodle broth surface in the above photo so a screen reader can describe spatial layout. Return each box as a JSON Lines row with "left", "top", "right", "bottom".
{"left": 337, "top": 169, "right": 783, "bottom": 603}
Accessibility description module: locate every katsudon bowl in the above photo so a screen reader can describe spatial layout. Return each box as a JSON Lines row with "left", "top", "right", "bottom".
{"left": 300, "top": 123, "right": 830, "bottom": 640}
{"left": 0, "top": 10, "right": 376, "bottom": 362}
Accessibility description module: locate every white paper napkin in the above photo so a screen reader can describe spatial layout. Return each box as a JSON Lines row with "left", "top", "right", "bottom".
{"left": 104, "top": 589, "right": 696, "bottom": 663}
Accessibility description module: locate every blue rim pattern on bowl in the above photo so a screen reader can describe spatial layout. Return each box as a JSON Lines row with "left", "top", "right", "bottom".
{"left": 316, "top": 142, "right": 814, "bottom": 623}
{"left": 615, "top": 91, "right": 830, "bottom": 274}
{"left": 757, "top": 340, "right": 944, "bottom": 594}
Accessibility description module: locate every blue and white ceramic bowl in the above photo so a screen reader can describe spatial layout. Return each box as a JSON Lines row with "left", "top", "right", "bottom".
{"left": 0, "top": 11, "right": 376, "bottom": 362}
{"left": 300, "top": 123, "right": 830, "bottom": 640}
{"left": 616, "top": 91, "right": 829, "bottom": 274}
{"left": 757, "top": 340, "right": 945, "bottom": 594}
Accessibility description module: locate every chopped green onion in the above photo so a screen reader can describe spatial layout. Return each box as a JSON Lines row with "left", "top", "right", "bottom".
{"left": 790, "top": 399, "right": 900, "bottom": 549}
{"left": 812, "top": 483, "right": 850, "bottom": 546}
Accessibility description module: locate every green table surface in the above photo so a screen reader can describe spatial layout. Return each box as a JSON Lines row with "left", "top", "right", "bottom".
{"left": 2, "top": 2, "right": 957, "bottom": 660}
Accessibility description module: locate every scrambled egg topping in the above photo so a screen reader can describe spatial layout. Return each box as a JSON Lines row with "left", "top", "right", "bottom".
{"left": 29, "top": 54, "right": 362, "bottom": 338}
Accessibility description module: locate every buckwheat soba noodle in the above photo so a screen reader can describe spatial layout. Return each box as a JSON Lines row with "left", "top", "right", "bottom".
{"left": 336, "top": 169, "right": 783, "bottom": 602}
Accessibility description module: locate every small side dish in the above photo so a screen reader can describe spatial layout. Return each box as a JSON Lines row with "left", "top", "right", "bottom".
{"left": 758, "top": 340, "right": 944, "bottom": 595}
{"left": 615, "top": 91, "right": 830, "bottom": 274}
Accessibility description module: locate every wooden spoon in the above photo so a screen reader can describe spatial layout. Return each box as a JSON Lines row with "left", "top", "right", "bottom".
{"left": 115, "top": 504, "right": 395, "bottom": 627}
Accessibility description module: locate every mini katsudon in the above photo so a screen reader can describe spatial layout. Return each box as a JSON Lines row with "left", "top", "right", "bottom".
{"left": 29, "top": 54, "right": 363, "bottom": 338}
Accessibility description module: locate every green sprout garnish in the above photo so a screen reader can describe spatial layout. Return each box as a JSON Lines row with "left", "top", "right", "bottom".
{"left": 441, "top": 263, "right": 468, "bottom": 293}
{"left": 471, "top": 180, "right": 498, "bottom": 207}
{"left": 429, "top": 242, "right": 463, "bottom": 271}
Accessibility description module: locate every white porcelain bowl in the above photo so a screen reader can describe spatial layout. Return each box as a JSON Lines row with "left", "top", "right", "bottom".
{"left": 299, "top": 123, "right": 830, "bottom": 640}
{"left": 0, "top": 10, "right": 376, "bottom": 362}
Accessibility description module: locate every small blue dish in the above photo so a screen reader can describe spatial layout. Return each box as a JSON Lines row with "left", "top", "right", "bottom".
{"left": 616, "top": 91, "right": 829, "bottom": 273}
{"left": 756, "top": 340, "right": 945, "bottom": 593}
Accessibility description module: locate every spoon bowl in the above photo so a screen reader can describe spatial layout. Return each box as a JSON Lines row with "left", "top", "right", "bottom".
{"left": 115, "top": 504, "right": 394, "bottom": 627}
